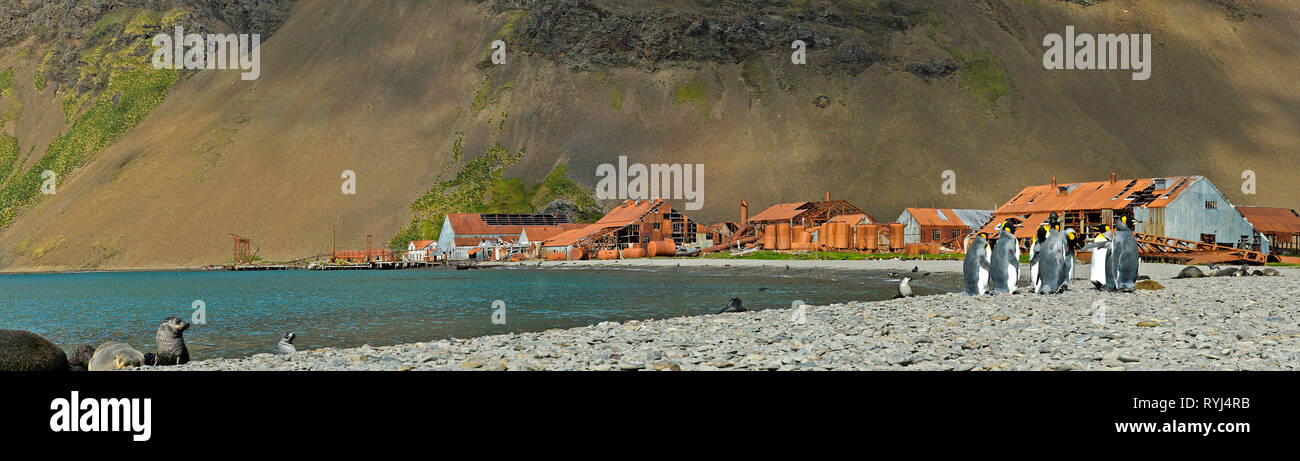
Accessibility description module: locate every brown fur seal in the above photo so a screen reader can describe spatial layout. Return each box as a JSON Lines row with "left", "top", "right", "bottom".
{"left": 0, "top": 330, "right": 69, "bottom": 371}
{"left": 67, "top": 345, "right": 96, "bottom": 371}
{"left": 88, "top": 341, "right": 145, "bottom": 371}
{"left": 1174, "top": 266, "right": 1206, "bottom": 279}
{"left": 143, "top": 316, "right": 190, "bottom": 366}
{"left": 718, "top": 298, "right": 747, "bottom": 313}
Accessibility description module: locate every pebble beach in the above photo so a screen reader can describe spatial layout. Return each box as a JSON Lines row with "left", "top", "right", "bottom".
{"left": 150, "top": 260, "right": 1300, "bottom": 371}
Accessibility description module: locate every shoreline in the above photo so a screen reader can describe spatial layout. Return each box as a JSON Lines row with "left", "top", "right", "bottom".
{"left": 149, "top": 266, "right": 1300, "bottom": 371}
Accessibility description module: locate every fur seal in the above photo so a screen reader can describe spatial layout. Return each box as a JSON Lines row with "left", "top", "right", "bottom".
{"left": 0, "top": 330, "right": 69, "bottom": 371}
{"left": 1261, "top": 268, "right": 1281, "bottom": 276}
{"left": 893, "top": 276, "right": 914, "bottom": 299}
{"left": 719, "top": 298, "right": 747, "bottom": 313}
{"left": 1174, "top": 266, "right": 1206, "bottom": 279}
{"left": 1212, "top": 267, "right": 1238, "bottom": 277}
{"left": 144, "top": 316, "right": 191, "bottom": 366}
{"left": 88, "top": 341, "right": 145, "bottom": 371}
{"left": 276, "top": 332, "right": 297, "bottom": 355}
{"left": 67, "top": 345, "right": 96, "bottom": 371}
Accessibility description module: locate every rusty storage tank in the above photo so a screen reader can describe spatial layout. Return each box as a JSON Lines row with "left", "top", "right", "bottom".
{"left": 545, "top": 252, "right": 566, "bottom": 261}
{"left": 569, "top": 247, "right": 586, "bottom": 260}
{"left": 791, "top": 225, "right": 807, "bottom": 243}
{"left": 622, "top": 247, "right": 646, "bottom": 258}
{"left": 853, "top": 225, "right": 867, "bottom": 250}
{"left": 763, "top": 225, "right": 777, "bottom": 250}
{"left": 597, "top": 249, "right": 620, "bottom": 260}
{"left": 647, "top": 239, "right": 677, "bottom": 257}
{"left": 776, "top": 223, "right": 791, "bottom": 250}
{"left": 833, "top": 222, "right": 850, "bottom": 249}
{"left": 863, "top": 224, "right": 879, "bottom": 251}
{"left": 889, "top": 223, "right": 905, "bottom": 251}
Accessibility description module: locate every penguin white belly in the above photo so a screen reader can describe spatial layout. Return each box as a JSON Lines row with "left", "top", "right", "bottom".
{"left": 1090, "top": 248, "right": 1108, "bottom": 286}
{"left": 1007, "top": 246, "right": 1021, "bottom": 293}
{"left": 977, "top": 265, "right": 989, "bottom": 294}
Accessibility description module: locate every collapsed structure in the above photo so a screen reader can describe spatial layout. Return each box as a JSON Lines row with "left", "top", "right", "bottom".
{"left": 541, "top": 198, "right": 708, "bottom": 259}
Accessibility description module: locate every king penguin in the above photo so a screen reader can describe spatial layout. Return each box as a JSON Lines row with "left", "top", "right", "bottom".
{"left": 989, "top": 219, "right": 1022, "bottom": 294}
{"left": 1035, "top": 219, "right": 1068, "bottom": 294}
{"left": 1028, "top": 223, "right": 1049, "bottom": 293}
{"left": 1058, "top": 228, "right": 1084, "bottom": 292}
{"left": 1110, "top": 216, "right": 1141, "bottom": 292}
{"left": 962, "top": 232, "right": 993, "bottom": 295}
{"left": 1084, "top": 225, "right": 1112, "bottom": 290}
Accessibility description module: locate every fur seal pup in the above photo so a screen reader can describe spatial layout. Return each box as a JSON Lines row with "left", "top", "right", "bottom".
{"left": 143, "top": 316, "right": 191, "bottom": 366}
{"left": 0, "top": 329, "right": 69, "bottom": 371}
{"left": 67, "top": 345, "right": 96, "bottom": 371}
{"left": 88, "top": 341, "right": 145, "bottom": 371}
{"left": 1174, "top": 266, "right": 1206, "bottom": 279}
{"left": 989, "top": 219, "right": 1022, "bottom": 294}
{"left": 1212, "top": 267, "right": 1238, "bottom": 277}
{"left": 1261, "top": 268, "right": 1281, "bottom": 276}
{"left": 893, "top": 277, "right": 914, "bottom": 299}
{"left": 719, "top": 298, "right": 747, "bottom": 313}
{"left": 962, "top": 232, "right": 993, "bottom": 295}
{"left": 276, "top": 332, "right": 297, "bottom": 355}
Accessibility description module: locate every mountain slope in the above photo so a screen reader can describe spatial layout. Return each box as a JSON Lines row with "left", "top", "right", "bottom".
{"left": 0, "top": 0, "right": 1295, "bottom": 270}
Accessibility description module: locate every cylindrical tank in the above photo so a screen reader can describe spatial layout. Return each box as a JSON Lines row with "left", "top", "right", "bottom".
{"left": 890, "top": 223, "right": 905, "bottom": 251}
{"left": 763, "top": 224, "right": 777, "bottom": 250}
{"left": 791, "top": 225, "right": 807, "bottom": 243}
{"left": 863, "top": 224, "right": 879, "bottom": 251}
{"left": 647, "top": 239, "right": 676, "bottom": 257}
{"left": 776, "top": 223, "right": 791, "bottom": 250}
{"left": 834, "top": 222, "right": 851, "bottom": 249}
{"left": 622, "top": 247, "right": 646, "bottom": 258}
{"left": 597, "top": 249, "right": 620, "bottom": 260}
{"left": 569, "top": 247, "right": 586, "bottom": 260}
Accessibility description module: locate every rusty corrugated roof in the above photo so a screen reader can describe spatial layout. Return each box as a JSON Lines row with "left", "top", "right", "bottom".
{"left": 904, "top": 208, "right": 967, "bottom": 228}
{"left": 979, "top": 212, "right": 1050, "bottom": 239}
{"left": 541, "top": 224, "right": 610, "bottom": 246}
{"left": 520, "top": 224, "right": 587, "bottom": 242}
{"left": 595, "top": 199, "right": 664, "bottom": 227}
{"left": 828, "top": 213, "right": 868, "bottom": 225}
{"left": 1239, "top": 206, "right": 1300, "bottom": 235}
{"left": 408, "top": 240, "right": 435, "bottom": 250}
{"left": 994, "top": 176, "right": 1199, "bottom": 214}
{"left": 748, "top": 202, "right": 810, "bottom": 222}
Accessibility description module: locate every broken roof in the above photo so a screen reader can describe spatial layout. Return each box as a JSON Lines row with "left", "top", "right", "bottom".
{"left": 1239, "top": 206, "right": 1300, "bottom": 235}
{"left": 748, "top": 202, "right": 810, "bottom": 222}
{"left": 995, "top": 176, "right": 1200, "bottom": 215}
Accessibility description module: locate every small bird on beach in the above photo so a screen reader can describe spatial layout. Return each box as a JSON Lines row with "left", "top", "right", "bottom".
{"left": 912, "top": 266, "right": 919, "bottom": 273}
{"left": 276, "top": 332, "right": 297, "bottom": 355}
{"left": 719, "top": 298, "right": 747, "bottom": 314}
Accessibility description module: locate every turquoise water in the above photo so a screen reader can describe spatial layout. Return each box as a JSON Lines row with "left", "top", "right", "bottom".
{"left": 0, "top": 267, "right": 952, "bottom": 359}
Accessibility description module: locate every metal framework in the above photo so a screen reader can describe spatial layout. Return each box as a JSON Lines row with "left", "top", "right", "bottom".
{"left": 1134, "top": 233, "right": 1267, "bottom": 265}
{"left": 231, "top": 233, "right": 252, "bottom": 265}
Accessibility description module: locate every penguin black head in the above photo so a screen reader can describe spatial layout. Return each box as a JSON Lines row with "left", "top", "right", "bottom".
{"left": 977, "top": 232, "right": 989, "bottom": 241}
{"left": 281, "top": 332, "right": 296, "bottom": 344}
{"left": 998, "top": 219, "right": 1020, "bottom": 234}
{"left": 1117, "top": 216, "right": 1138, "bottom": 230}
{"left": 1066, "top": 229, "right": 1083, "bottom": 252}
{"left": 1035, "top": 224, "right": 1049, "bottom": 243}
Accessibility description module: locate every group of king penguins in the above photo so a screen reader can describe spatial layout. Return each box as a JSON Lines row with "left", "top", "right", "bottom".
{"left": 963, "top": 212, "right": 1142, "bottom": 295}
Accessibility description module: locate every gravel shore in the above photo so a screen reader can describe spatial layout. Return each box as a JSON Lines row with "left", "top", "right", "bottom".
{"left": 153, "top": 265, "right": 1300, "bottom": 371}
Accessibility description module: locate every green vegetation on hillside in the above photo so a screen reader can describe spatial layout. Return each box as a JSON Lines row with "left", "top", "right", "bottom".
{"left": 954, "top": 50, "right": 1009, "bottom": 105}
{"left": 0, "top": 134, "right": 18, "bottom": 183}
{"left": 0, "top": 67, "right": 14, "bottom": 98}
{"left": 672, "top": 77, "right": 710, "bottom": 119}
{"left": 388, "top": 126, "right": 602, "bottom": 249}
{"left": 0, "top": 9, "right": 182, "bottom": 228}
